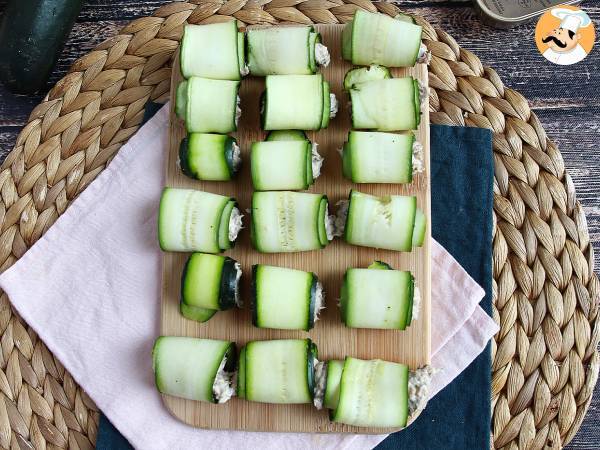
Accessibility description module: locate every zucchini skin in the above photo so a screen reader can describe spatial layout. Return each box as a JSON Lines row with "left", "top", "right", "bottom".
{"left": 0, "top": 0, "right": 83, "bottom": 94}
{"left": 219, "top": 257, "right": 239, "bottom": 309}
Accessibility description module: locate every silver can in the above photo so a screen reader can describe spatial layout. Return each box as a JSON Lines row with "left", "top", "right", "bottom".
{"left": 474, "top": 0, "right": 582, "bottom": 28}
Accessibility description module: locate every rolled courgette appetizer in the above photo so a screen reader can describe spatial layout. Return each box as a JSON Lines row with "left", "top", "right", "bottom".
{"left": 251, "top": 264, "right": 323, "bottom": 330}
{"left": 251, "top": 191, "right": 331, "bottom": 253}
{"left": 342, "top": 10, "right": 424, "bottom": 68}
{"left": 343, "top": 65, "right": 391, "bottom": 90}
{"left": 343, "top": 190, "right": 417, "bottom": 252}
{"left": 180, "top": 22, "right": 247, "bottom": 80}
{"left": 247, "top": 26, "right": 330, "bottom": 75}
{"left": 180, "top": 253, "right": 242, "bottom": 323}
{"left": 177, "top": 77, "right": 241, "bottom": 133}
{"left": 340, "top": 261, "right": 416, "bottom": 330}
{"left": 238, "top": 339, "right": 317, "bottom": 404}
{"left": 158, "top": 188, "right": 242, "bottom": 253}
{"left": 250, "top": 139, "right": 322, "bottom": 190}
{"left": 152, "top": 336, "right": 237, "bottom": 403}
{"left": 262, "top": 74, "right": 336, "bottom": 130}
{"left": 179, "top": 134, "right": 241, "bottom": 181}
{"left": 350, "top": 77, "right": 421, "bottom": 131}
{"left": 341, "top": 131, "right": 417, "bottom": 184}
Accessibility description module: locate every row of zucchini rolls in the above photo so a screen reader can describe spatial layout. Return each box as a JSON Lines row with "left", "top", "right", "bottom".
{"left": 153, "top": 336, "right": 433, "bottom": 428}
{"left": 156, "top": 10, "right": 433, "bottom": 429}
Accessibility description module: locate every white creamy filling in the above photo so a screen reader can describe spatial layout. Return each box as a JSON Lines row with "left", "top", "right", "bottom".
{"left": 325, "top": 205, "right": 335, "bottom": 241}
{"left": 232, "top": 141, "right": 242, "bottom": 170}
{"left": 235, "top": 96, "right": 242, "bottom": 126}
{"left": 417, "top": 81, "right": 428, "bottom": 110}
{"left": 315, "top": 43, "right": 331, "bottom": 67}
{"left": 412, "top": 286, "right": 421, "bottom": 321}
{"left": 240, "top": 64, "right": 249, "bottom": 76}
{"left": 417, "top": 43, "right": 431, "bottom": 64}
{"left": 329, "top": 93, "right": 338, "bottom": 118}
{"left": 331, "top": 200, "right": 348, "bottom": 238}
{"left": 233, "top": 262, "right": 243, "bottom": 307}
{"left": 311, "top": 142, "right": 324, "bottom": 179}
{"left": 408, "top": 365, "right": 435, "bottom": 416}
{"left": 213, "top": 357, "right": 236, "bottom": 404}
{"left": 412, "top": 141, "right": 424, "bottom": 174}
{"left": 228, "top": 207, "right": 243, "bottom": 242}
{"left": 313, "top": 281, "right": 325, "bottom": 323}
{"left": 313, "top": 359, "right": 327, "bottom": 410}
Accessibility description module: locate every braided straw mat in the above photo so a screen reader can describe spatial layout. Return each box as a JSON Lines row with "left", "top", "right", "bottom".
{"left": 0, "top": 1, "right": 598, "bottom": 449}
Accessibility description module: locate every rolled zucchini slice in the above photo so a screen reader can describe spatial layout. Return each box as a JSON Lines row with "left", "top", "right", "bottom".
{"left": 262, "top": 74, "right": 334, "bottom": 130}
{"left": 350, "top": 77, "right": 421, "bottom": 131}
{"left": 251, "top": 264, "right": 322, "bottom": 330}
{"left": 243, "top": 338, "right": 317, "bottom": 404}
{"left": 152, "top": 336, "right": 237, "bottom": 403}
{"left": 183, "top": 77, "right": 240, "bottom": 133}
{"left": 181, "top": 253, "right": 241, "bottom": 315}
{"left": 266, "top": 130, "right": 307, "bottom": 141}
{"left": 175, "top": 81, "right": 187, "bottom": 119}
{"left": 251, "top": 191, "right": 331, "bottom": 253}
{"left": 344, "top": 190, "right": 417, "bottom": 252}
{"left": 250, "top": 140, "right": 320, "bottom": 191}
{"left": 412, "top": 209, "right": 426, "bottom": 247}
{"left": 341, "top": 131, "right": 415, "bottom": 184}
{"left": 343, "top": 65, "right": 391, "bottom": 90}
{"left": 247, "top": 26, "right": 329, "bottom": 76}
{"left": 180, "top": 22, "right": 246, "bottom": 80}
{"left": 323, "top": 360, "right": 343, "bottom": 410}
{"left": 330, "top": 357, "right": 409, "bottom": 428}
{"left": 180, "top": 303, "right": 217, "bottom": 323}
{"left": 342, "top": 10, "right": 423, "bottom": 68}
{"left": 340, "top": 262, "right": 414, "bottom": 330}
{"left": 158, "top": 188, "right": 241, "bottom": 253}
{"left": 179, "top": 134, "right": 240, "bottom": 181}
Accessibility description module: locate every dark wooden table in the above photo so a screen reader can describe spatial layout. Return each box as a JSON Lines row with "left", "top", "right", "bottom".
{"left": 0, "top": 0, "right": 598, "bottom": 447}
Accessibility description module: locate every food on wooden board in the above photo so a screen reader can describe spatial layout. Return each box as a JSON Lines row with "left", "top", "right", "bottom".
{"left": 340, "top": 261, "right": 418, "bottom": 330}
{"left": 158, "top": 188, "right": 242, "bottom": 253}
{"left": 341, "top": 131, "right": 423, "bottom": 184}
{"left": 152, "top": 337, "right": 237, "bottom": 403}
{"left": 251, "top": 191, "right": 332, "bottom": 253}
{"left": 237, "top": 339, "right": 318, "bottom": 404}
{"left": 251, "top": 139, "right": 322, "bottom": 191}
{"left": 317, "top": 357, "right": 433, "bottom": 428}
{"left": 343, "top": 65, "right": 391, "bottom": 90}
{"left": 261, "top": 74, "right": 337, "bottom": 130}
{"left": 251, "top": 265, "right": 323, "bottom": 331}
{"left": 179, "top": 134, "right": 241, "bottom": 181}
{"left": 180, "top": 253, "right": 242, "bottom": 323}
{"left": 247, "top": 26, "right": 330, "bottom": 75}
{"left": 176, "top": 77, "right": 241, "bottom": 134}
{"left": 342, "top": 10, "right": 427, "bottom": 67}
{"left": 180, "top": 22, "right": 247, "bottom": 80}
{"left": 349, "top": 77, "right": 422, "bottom": 131}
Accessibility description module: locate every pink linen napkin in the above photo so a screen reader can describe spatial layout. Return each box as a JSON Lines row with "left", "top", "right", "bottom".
{"left": 0, "top": 105, "right": 499, "bottom": 450}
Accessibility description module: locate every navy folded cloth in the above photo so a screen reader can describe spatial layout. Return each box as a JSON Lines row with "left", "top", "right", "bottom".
{"left": 96, "top": 120, "right": 494, "bottom": 450}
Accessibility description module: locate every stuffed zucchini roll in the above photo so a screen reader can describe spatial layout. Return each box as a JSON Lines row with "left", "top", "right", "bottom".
{"left": 179, "top": 134, "right": 241, "bottom": 181}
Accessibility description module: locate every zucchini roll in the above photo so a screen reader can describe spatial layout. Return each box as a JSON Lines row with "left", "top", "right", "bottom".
{"left": 251, "top": 191, "right": 331, "bottom": 253}
{"left": 152, "top": 336, "right": 237, "bottom": 403}
{"left": 177, "top": 77, "right": 241, "bottom": 134}
{"left": 349, "top": 77, "right": 421, "bottom": 131}
{"left": 343, "top": 65, "right": 391, "bottom": 90}
{"left": 158, "top": 188, "right": 242, "bottom": 253}
{"left": 261, "top": 74, "right": 336, "bottom": 130}
{"left": 340, "top": 261, "right": 416, "bottom": 330}
{"left": 342, "top": 11, "right": 424, "bottom": 68}
{"left": 247, "top": 26, "right": 330, "bottom": 75}
{"left": 180, "top": 253, "right": 242, "bottom": 323}
{"left": 250, "top": 138, "right": 322, "bottom": 191}
{"left": 342, "top": 190, "right": 418, "bottom": 252}
{"left": 251, "top": 264, "right": 323, "bottom": 330}
{"left": 237, "top": 339, "right": 318, "bottom": 404}
{"left": 180, "top": 22, "right": 247, "bottom": 80}
{"left": 341, "top": 131, "right": 421, "bottom": 184}
{"left": 179, "top": 134, "right": 241, "bottom": 181}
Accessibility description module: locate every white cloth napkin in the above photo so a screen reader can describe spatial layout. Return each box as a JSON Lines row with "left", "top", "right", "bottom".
{"left": 0, "top": 105, "right": 499, "bottom": 450}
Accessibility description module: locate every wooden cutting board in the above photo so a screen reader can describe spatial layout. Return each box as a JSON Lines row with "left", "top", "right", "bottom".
{"left": 161, "top": 24, "right": 431, "bottom": 433}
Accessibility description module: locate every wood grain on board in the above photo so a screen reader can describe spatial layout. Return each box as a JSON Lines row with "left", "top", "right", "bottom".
{"left": 161, "top": 24, "right": 431, "bottom": 433}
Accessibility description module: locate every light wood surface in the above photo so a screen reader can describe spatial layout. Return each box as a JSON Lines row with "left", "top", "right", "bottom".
{"left": 161, "top": 24, "right": 431, "bottom": 433}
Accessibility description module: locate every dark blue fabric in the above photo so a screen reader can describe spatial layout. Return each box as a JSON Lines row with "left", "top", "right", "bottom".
{"left": 96, "top": 120, "right": 493, "bottom": 449}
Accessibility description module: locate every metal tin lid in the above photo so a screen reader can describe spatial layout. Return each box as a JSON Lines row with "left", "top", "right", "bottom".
{"left": 475, "top": 0, "right": 581, "bottom": 28}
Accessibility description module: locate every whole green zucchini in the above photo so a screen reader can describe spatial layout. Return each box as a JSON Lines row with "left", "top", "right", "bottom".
{"left": 0, "top": 0, "right": 83, "bottom": 94}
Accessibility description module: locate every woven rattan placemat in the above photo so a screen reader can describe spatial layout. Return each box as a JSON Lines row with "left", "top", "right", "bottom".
{"left": 0, "top": 1, "right": 597, "bottom": 448}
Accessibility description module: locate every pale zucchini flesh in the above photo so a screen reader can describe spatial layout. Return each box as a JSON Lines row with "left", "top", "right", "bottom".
{"left": 185, "top": 77, "right": 240, "bottom": 134}
{"left": 250, "top": 140, "right": 312, "bottom": 191}
{"left": 323, "top": 360, "right": 344, "bottom": 410}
